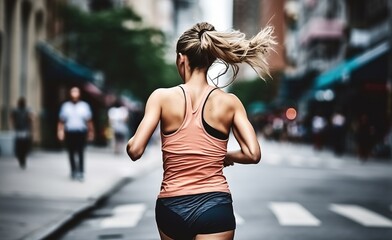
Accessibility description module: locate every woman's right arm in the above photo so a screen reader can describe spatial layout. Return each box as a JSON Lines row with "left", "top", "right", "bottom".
{"left": 57, "top": 121, "right": 65, "bottom": 141}
{"left": 224, "top": 95, "right": 261, "bottom": 166}
{"left": 126, "top": 89, "right": 162, "bottom": 161}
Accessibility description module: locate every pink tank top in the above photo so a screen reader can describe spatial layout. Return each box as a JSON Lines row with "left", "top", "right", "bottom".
{"left": 158, "top": 84, "right": 230, "bottom": 198}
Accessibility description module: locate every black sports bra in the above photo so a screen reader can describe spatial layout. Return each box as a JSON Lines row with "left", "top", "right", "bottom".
{"left": 201, "top": 88, "right": 228, "bottom": 140}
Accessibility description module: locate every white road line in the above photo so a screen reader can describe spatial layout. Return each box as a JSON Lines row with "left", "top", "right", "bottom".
{"left": 234, "top": 211, "right": 245, "bottom": 225}
{"left": 269, "top": 202, "right": 321, "bottom": 226}
{"left": 330, "top": 204, "right": 392, "bottom": 228}
{"left": 101, "top": 203, "right": 147, "bottom": 228}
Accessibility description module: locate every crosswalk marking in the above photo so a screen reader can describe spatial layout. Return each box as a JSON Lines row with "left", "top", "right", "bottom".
{"left": 330, "top": 204, "right": 392, "bottom": 228}
{"left": 100, "top": 203, "right": 147, "bottom": 228}
{"left": 269, "top": 202, "right": 321, "bottom": 226}
{"left": 97, "top": 202, "right": 392, "bottom": 229}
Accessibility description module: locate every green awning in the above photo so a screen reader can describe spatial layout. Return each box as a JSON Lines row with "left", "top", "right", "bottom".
{"left": 313, "top": 42, "right": 389, "bottom": 89}
{"left": 248, "top": 101, "right": 270, "bottom": 115}
{"left": 37, "top": 42, "right": 98, "bottom": 83}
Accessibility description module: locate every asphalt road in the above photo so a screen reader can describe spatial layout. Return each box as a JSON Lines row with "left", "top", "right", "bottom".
{"left": 58, "top": 139, "right": 392, "bottom": 240}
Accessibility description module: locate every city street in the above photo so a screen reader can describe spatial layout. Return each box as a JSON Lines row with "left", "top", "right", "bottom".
{"left": 58, "top": 137, "right": 392, "bottom": 240}
{"left": 2, "top": 1, "right": 392, "bottom": 240}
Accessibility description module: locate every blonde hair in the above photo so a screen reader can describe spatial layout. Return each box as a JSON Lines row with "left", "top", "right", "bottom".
{"left": 176, "top": 22, "right": 277, "bottom": 86}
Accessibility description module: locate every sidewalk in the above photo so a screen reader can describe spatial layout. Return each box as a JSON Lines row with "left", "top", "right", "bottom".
{"left": 0, "top": 143, "right": 161, "bottom": 240}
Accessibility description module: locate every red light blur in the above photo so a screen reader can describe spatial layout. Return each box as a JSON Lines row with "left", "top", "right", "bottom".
{"left": 286, "top": 108, "right": 297, "bottom": 120}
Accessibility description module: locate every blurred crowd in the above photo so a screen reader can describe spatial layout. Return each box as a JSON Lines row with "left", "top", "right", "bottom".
{"left": 251, "top": 110, "right": 392, "bottom": 162}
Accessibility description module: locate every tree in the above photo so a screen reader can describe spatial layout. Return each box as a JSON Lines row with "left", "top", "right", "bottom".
{"left": 90, "top": 0, "right": 113, "bottom": 11}
{"left": 61, "top": 5, "right": 180, "bottom": 101}
{"left": 228, "top": 76, "right": 279, "bottom": 111}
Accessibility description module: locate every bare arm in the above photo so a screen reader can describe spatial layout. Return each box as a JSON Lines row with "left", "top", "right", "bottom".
{"left": 126, "top": 90, "right": 162, "bottom": 161}
{"left": 57, "top": 121, "right": 65, "bottom": 141}
{"left": 224, "top": 95, "right": 261, "bottom": 166}
{"left": 87, "top": 120, "right": 95, "bottom": 141}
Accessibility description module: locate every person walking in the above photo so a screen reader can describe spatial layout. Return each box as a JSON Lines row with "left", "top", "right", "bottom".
{"left": 10, "top": 97, "right": 33, "bottom": 169}
{"left": 126, "top": 22, "right": 276, "bottom": 240}
{"left": 108, "top": 100, "right": 129, "bottom": 154}
{"left": 355, "top": 113, "right": 373, "bottom": 161}
{"left": 331, "top": 110, "right": 347, "bottom": 156}
{"left": 58, "top": 87, "right": 94, "bottom": 181}
{"left": 311, "top": 113, "right": 327, "bottom": 150}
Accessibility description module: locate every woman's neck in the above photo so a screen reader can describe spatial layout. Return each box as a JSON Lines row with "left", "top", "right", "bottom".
{"left": 184, "top": 68, "right": 208, "bottom": 88}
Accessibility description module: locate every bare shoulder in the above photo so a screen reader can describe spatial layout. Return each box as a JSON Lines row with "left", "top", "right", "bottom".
{"left": 211, "top": 89, "right": 243, "bottom": 108}
{"left": 150, "top": 86, "right": 182, "bottom": 100}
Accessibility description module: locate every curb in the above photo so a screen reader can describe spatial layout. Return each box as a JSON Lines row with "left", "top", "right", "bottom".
{"left": 24, "top": 176, "right": 132, "bottom": 240}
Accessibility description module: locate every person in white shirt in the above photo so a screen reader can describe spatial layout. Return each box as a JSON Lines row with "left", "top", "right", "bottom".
{"left": 108, "top": 101, "right": 129, "bottom": 154}
{"left": 57, "top": 87, "right": 94, "bottom": 181}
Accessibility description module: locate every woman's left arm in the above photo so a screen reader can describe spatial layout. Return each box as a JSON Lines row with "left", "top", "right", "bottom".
{"left": 126, "top": 89, "right": 162, "bottom": 161}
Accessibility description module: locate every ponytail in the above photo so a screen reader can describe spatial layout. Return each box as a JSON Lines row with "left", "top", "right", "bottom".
{"left": 176, "top": 22, "right": 276, "bottom": 85}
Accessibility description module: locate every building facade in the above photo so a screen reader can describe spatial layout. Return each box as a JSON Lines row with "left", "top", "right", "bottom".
{"left": 281, "top": 0, "right": 391, "bottom": 156}
{"left": 0, "top": 0, "right": 105, "bottom": 152}
{"left": 233, "top": 0, "right": 286, "bottom": 80}
{"left": 283, "top": 0, "right": 347, "bottom": 85}
{"left": 0, "top": 0, "right": 48, "bottom": 155}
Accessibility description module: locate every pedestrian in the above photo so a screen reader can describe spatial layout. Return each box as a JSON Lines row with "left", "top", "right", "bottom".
{"left": 57, "top": 87, "right": 94, "bottom": 181}
{"left": 10, "top": 97, "right": 33, "bottom": 169}
{"left": 108, "top": 100, "right": 129, "bottom": 154}
{"left": 126, "top": 22, "right": 276, "bottom": 240}
{"left": 311, "top": 113, "right": 327, "bottom": 150}
{"left": 355, "top": 113, "right": 373, "bottom": 161}
{"left": 330, "top": 111, "right": 346, "bottom": 156}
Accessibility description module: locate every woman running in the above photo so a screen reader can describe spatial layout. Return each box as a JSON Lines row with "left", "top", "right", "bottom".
{"left": 127, "top": 22, "right": 276, "bottom": 240}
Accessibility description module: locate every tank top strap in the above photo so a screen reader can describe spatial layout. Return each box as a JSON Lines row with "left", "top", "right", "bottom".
{"left": 201, "top": 86, "right": 219, "bottom": 109}
{"left": 178, "top": 85, "right": 192, "bottom": 117}
{"left": 180, "top": 84, "right": 215, "bottom": 115}
{"left": 195, "top": 85, "right": 217, "bottom": 114}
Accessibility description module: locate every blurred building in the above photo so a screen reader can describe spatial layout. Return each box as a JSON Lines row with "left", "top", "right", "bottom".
{"left": 0, "top": 0, "right": 113, "bottom": 152}
{"left": 39, "top": 0, "right": 115, "bottom": 148}
{"left": 280, "top": 0, "right": 347, "bottom": 105}
{"left": 0, "top": 0, "right": 46, "bottom": 155}
{"left": 124, "top": 0, "right": 174, "bottom": 35}
{"left": 125, "top": 0, "right": 220, "bottom": 62}
{"left": 280, "top": 0, "right": 391, "bottom": 155}
{"left": 233, "top": 0, "right": 286, "bottom": 80}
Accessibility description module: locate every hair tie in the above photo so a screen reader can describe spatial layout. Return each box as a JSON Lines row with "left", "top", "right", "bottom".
{"left": 198, "top": 29, "right": 208, "bottom": 40}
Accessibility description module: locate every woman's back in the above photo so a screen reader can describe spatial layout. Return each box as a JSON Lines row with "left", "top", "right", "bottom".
{"left": 160, "top": 83, "right": 235, "bottom": 137}
{"left": 158, "top": 83, "right": 233, "bottom": 198}
{"left": 126, "top": 21, "right": 275, "bottom": 239}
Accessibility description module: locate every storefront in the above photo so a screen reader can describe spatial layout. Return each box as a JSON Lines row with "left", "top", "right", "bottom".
{"left": 309, "top": 41, "right": 390, "bottom": 155}
{"left": 37, "top": 42, "right": 110, "bottom": 149}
